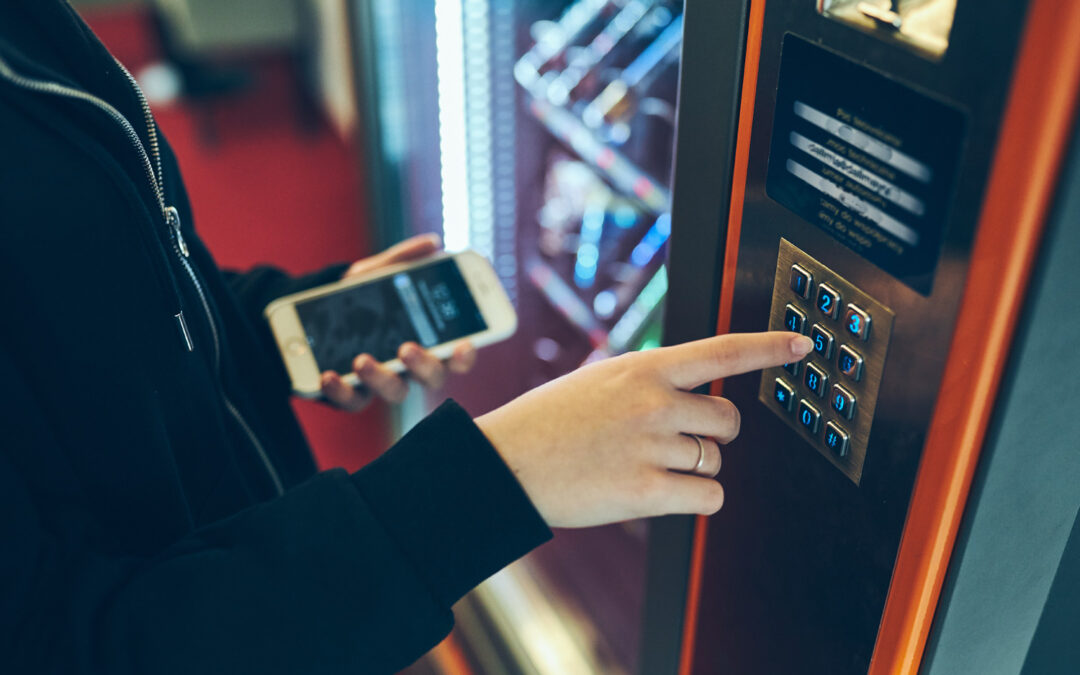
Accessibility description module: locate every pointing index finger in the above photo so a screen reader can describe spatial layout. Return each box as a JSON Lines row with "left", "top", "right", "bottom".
{"left": 658, "top": 332, "right": 813, "bottom": 390}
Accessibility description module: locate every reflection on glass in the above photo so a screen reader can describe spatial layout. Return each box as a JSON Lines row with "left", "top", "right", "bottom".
{"left": 818, "top": 0, "right": 957, "bottom": 57}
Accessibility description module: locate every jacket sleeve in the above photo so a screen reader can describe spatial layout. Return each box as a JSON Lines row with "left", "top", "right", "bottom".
{"left": 222, "top": 264, "right": 350, "bottom": 322}
{"left": 1, "top": 337, "right": 550, "bottom": 675}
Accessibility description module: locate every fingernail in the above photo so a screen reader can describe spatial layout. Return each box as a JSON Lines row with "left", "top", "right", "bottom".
{"left": 790, "top": 335, "right": 813, "bottom": 356}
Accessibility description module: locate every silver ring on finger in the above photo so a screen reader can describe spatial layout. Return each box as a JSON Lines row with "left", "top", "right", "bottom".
{"left": 690, "top": 434, "right": 706, "bottom": 473}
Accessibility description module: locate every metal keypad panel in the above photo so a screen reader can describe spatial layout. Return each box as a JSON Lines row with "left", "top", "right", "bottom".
{"left": 759, "top": 239, "right": 895, "bottom": 484}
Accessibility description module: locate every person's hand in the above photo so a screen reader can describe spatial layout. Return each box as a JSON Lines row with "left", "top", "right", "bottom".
{"left": 319, "top": 234, "right": 478, "bottom": 411}
{"left": 475, "top": 331, "right": 814, "bottom": 528}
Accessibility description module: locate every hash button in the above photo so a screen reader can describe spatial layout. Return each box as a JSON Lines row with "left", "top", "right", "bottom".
{"left": 824, "top": 422, "right": 850, "bottom": 458}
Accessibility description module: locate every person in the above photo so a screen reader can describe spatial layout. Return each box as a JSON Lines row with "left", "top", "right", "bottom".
{"left": 0, "top": 1, "right": 814, "bottom": 673}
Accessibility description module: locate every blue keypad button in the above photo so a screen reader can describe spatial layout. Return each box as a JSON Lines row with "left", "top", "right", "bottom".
{"left": 798, "top": 400, "right": 821, "bottom": 434}
{"left": 816, "top": 283, "right": 841, "bottom": 320}
{"left": 790, "top": 264, "right": 813, "bottom": 299}
{"left": 784, "top": 304, "right": 807, "bottom": 334}
{"left": 838, "top": 345, "right": 864, "bottom": 382}
{"left": 774, "top": 378, "right": 796, "bottom": 412}
{"left": 810, "top": 324, "right": 834, "bottom": 359}
{"left": 844, "top": 303, "right": 872, "bottom": 341}
{"left": 803, "top": 362, "right": 828, "bottom": 398}
{"left": 782, "top": 360, "right": 801, "bottom": 377}
{"left": 831, "top": 384, "right": 856, "bottom": 420}
{"left": 824, "top": 422, "right": 850, "bottom": 458}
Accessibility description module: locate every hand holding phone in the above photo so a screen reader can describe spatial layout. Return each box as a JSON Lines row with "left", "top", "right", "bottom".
{"left": 264, "top": 243, "right": 516, "bottom": 400}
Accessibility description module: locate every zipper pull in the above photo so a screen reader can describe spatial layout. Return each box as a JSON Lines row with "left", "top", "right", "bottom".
{"left": 165, "top": 206, "right": 189, "bottom": 257}
{"left": 175, "top": 311, "right": 194, "bottom": 352}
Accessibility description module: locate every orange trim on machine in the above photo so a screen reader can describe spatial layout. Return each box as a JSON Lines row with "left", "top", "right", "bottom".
{"left": 429, "top": 635, "right": 474, "bottom": 675}
{"left": 677, "top": 2, "right": 767, "bottom": 673}
{"left": 868, "top": 1, "right": 1080, "bottom": 673}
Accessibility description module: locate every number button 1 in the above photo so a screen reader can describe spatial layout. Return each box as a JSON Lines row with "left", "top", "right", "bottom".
{"left": 790, "top": 264, "right": 813, "bottom": 299}
{"left": 817, "top": 283, "right": 841, "bottom": 320}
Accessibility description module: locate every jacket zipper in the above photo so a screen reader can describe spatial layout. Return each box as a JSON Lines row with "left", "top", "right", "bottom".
{"left": 0, "top": 54, "right": 285, "bottom": 497}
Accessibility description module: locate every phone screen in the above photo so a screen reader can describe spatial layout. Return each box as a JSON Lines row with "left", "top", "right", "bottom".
{"left": 295, "top": 257, "right": 488, "bottom": 374}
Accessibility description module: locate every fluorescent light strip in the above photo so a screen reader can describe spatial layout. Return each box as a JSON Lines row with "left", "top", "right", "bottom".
{"left": 434, "top": 0, "right": 471, "bottom": 252}
{"left": 462, "top": 0, "right": 495, "bottom": 260}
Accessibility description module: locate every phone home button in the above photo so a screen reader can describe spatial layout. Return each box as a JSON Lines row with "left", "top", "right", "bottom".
{"left": 287, "top": 338, "right": 309, "bottom": 356}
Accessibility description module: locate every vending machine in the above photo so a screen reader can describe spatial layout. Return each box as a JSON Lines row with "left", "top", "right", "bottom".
{"left": 641, "top": 0, "right": 1080, "bottom": 673}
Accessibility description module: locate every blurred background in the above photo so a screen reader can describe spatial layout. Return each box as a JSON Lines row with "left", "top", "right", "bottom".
{"left": 72, "top": 1, "right": 684, "bottom": 672}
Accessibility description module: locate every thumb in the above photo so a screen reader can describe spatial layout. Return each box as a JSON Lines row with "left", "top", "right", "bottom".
{"left": 346, "top": 234, "right": 442, "bottom": 278}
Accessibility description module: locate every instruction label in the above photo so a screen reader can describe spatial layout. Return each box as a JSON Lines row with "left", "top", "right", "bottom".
{"left": 765, "top": 35, "right": 966, "bottom": 295}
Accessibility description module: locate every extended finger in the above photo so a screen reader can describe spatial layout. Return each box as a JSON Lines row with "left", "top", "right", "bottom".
{"left": 353, "top": 354, "right": 410, "bottom": 404}
{"left": 668, "top": 433, "right": 722, "bottom": 477}
{"left": 448, "top": 341, "right": 477, "bottom": 374}
{"left": 399, "top": 343, "right": 447, "bottom": 389}
{"left": 653, "top": 471, "right": 725, "bottom": 515}
{"left": 658, "top": 331, "right": 813, "bottom": 390}
{"left": 320, "top": 371, "right": 373, "bottom": 412}
{"left": 671, "top": 392, "right": 741, "bottom": 443}
{"left": 345, "top": 234, "right": 442, "bottom": 278}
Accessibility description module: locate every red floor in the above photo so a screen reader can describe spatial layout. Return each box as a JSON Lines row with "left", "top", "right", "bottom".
{"left": 82, "top": 7, "right": 390, "bottom": 472}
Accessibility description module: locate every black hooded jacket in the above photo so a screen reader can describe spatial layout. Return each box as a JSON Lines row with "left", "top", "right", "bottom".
{"left": 0, "top": 2, "right": 549, "bottom": 672}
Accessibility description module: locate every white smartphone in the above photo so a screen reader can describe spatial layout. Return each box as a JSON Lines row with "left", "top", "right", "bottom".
{"left": 264, "top": 250, "right": 517, "bottom": 397}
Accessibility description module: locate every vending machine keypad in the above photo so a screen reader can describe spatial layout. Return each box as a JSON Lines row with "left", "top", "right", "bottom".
{"left": 759, "top": 239, "right": 895, "bottom": 484}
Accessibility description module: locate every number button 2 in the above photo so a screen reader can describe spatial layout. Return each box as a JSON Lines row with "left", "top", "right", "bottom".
{"left": 817, "top": 283, "right": 841, "bottom": 320}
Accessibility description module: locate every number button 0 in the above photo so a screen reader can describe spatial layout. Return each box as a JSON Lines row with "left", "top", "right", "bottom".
{"left": 798, "top": 400, "right": 821, "bottom": 434}
{"left": 817, "top": 283, "right": 841, "bottom": 320}
{"left": 844, "top": 303, "right": 872, "bottom": 341}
